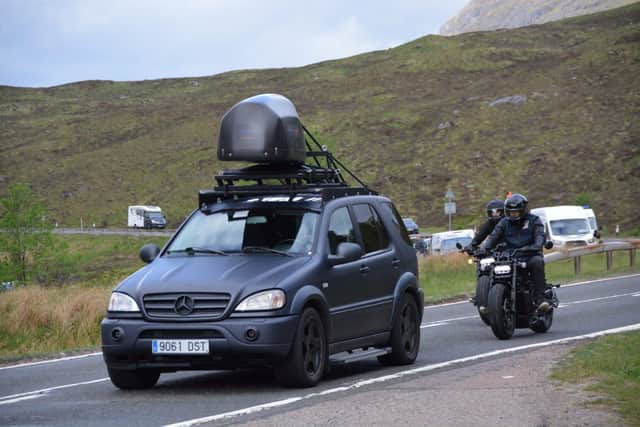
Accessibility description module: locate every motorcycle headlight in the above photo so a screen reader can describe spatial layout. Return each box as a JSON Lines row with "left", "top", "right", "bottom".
{"left": 494, "top": 265, "right": 512, "bottom": 275}
{"left": 108, "top": 292, "right": 140, "bottom": 312}
{"left": 479, "top": 257, "right": 495, "bottom": 270}
{"left": 235, "top": 290, "right": 286, "bottom": 312}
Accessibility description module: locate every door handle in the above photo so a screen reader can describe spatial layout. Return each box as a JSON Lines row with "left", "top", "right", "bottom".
{"left": 359, "top": 265, "right": 370, "bottom": 274}
{"left": 392, "top": 259, "right": 401, "bottom": 268}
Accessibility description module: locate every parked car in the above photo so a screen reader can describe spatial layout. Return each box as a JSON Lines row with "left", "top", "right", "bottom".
{"left": 402, "top": 217, "right": 420, "bottom": 235}
{"left": 530, "top": 206, "right": 598, "bottom": 247}
{"left": 101, "top": 94, "right": 423, "bottom": 389}
{"left": 430, "top": 229, "right": 475, "bottom": 255}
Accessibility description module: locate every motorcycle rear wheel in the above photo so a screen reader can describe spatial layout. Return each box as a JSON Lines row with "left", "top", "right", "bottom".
{"left": 488, "top": 283, "right": 515, "bottom": 340}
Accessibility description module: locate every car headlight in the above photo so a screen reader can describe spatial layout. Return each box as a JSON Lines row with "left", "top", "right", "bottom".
{"left": 108, "top": 292, "right": 140, "bottom": 312}
{"left": 494, "top": 265, "right": 512, "bottom": 275}
{"left": 235, "top": 290, "right": 286, "bottom": 312}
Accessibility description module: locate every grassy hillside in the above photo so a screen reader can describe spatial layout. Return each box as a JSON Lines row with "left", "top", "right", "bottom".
{"left": 440, "top": 0, "right": 637, "bottom": 35}
{"left": 1, "top": 3, "right": 639, "bottom": 231}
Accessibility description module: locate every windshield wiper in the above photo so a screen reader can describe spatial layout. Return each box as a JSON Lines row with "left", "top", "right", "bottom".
{"left": 168, "top": 247, "right": 228, "bottom": 256}
{"left": 242, "top": 246, "right": 292, "bottom": 257}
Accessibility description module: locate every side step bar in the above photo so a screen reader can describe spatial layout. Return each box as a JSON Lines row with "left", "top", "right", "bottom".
{"left": 329, "top": 347, "right": 391, "bottom": 365}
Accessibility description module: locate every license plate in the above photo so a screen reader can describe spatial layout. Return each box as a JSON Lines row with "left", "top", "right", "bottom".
{"left": 151, "top": 339, "right": 209, "bottom": 355}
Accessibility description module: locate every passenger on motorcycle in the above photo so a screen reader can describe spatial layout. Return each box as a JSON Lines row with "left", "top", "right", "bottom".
{"left": 479, "top": 193, "right": 551, "bottom": 313}
{"left": 463, "top": 199, "right": 504, "bottom": 254}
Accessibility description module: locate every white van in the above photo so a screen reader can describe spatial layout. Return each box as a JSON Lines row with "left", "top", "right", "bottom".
{"left": 530, "top": 206, "right": 596, "bottom": 248}
{"left": 430, "top": 229, "right": 475, "bottom": 255}
{"left": 128, "top": 205, "right": 167, "bottom": 229}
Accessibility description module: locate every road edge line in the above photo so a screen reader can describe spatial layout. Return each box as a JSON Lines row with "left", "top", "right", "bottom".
{"left": 163, "top": 322, "right": 640, "bottom": 427}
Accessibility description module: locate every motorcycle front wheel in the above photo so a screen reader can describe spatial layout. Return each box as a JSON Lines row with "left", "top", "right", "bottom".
{"left": 488, "top": 283, "right": 515, "bottom": 340}
{"left": 475, "top": 275, "right": 491, "bottom": 326}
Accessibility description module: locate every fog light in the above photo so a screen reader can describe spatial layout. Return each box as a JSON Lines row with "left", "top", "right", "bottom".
{"left": 111, "top": 327, "right": 125, "bottom": 342}
{"left": 245, "top": 327, "right": 259, "bottom": 341}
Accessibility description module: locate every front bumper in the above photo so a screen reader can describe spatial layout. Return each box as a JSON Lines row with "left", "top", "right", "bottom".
{"left": 101, "top": 315, "right": 298, "bottom": 371}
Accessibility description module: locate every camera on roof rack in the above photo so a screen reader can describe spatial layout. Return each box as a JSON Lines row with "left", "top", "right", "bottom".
{"left": 217, "top": 94, "right": 306, "bottom": 164}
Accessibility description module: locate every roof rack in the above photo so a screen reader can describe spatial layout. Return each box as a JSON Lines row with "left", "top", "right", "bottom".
{"left": 201, "top": 125, "right": 376, "bottom": 206}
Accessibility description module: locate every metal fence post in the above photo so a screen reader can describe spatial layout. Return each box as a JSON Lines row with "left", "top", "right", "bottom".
{"left": 574, "top": 256, "right": 581, "bottom": 275}
{"left": 606, "top": 251, "right": 613, "bottom": 270}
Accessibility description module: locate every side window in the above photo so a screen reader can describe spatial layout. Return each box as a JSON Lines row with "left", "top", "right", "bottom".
{"left": 327, "top": 207, "right": 356, "bottom": 255}
{"left": 353, "top": 204, "right": 389, "bottom": 253}
{"left": 381, "top": 202, "right": 412, "bottom": 246}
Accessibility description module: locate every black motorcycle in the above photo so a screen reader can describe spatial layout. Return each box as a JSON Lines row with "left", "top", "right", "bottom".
{"left": 486, "top": 243, "right": 559, "bottom": 340}
{"left": 457, "top": 243, "right": 495, "bottom": 326}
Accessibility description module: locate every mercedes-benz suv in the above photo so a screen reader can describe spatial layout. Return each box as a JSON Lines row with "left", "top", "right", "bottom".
{"left": 101, "top": 94, "right": 422, "bottom": 389}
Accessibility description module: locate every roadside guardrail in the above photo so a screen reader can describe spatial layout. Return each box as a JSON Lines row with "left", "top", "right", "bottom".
{"left": 544, "top": 239, "right": 639, "bottom": 275}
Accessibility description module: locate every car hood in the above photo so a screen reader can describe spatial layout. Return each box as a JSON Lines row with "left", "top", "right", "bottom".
{"left": 116, "top": 254, "right": 311, "bottom": 299}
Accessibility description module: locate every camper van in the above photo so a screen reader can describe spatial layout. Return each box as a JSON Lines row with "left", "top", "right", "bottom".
{"left": 430, "top": 229, "right": 475, "bottom": 255}
{"left": 530, "top": 206, "right": 597, "bottom": 248}
{"left": 127, "top": 205, "right": 167, "bottom": 229}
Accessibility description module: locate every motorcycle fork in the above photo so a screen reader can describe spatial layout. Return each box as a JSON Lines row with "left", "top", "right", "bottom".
{"left": 510, "top": 261, "right": 517, "bottom": 315}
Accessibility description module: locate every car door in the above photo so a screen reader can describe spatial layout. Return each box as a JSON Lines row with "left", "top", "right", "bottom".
{"left": 324, "top": 205, "right": 372, "bottom": 342}
{"left": 350, "top": 203, "right": 396, "bottom": 334}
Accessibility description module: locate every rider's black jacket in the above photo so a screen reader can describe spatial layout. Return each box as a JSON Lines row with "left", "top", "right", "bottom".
{"left": 481, "top": 213, "right": 545, "bottom": 255}
{"left": 470, "top": 217, "right": 501, "bottom": 248}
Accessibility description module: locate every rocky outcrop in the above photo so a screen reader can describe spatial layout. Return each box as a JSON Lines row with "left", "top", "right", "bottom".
{"left": 440, "top": 0, "right": 637, "bottom": 35}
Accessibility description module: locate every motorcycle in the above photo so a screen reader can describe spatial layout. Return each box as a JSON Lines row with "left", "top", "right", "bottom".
{"left": 485, "top": 242, "right": 559, "bottom": 340}
{"left": 457, "top": 243, "right": 495, "bottom": 326}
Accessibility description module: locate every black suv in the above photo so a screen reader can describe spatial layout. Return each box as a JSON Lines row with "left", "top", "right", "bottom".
{"left": 101, "top": 94, "right": 422, "bottom": 389}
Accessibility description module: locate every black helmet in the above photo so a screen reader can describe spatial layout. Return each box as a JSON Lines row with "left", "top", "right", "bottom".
{"left": 486, "top": 199, "right": 505, "bottom": 219}
{"left": 504, "top": 193, "right": 528, "bottom": 222}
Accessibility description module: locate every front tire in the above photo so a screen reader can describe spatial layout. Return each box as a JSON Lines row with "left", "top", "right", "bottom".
{"left": 379, "top": 293, "right": 420, "bottom": 366}
{"left": 275, "top": 308, "right": 327, "bottom": 387}
{"left": 475, "top": 275, "right": 491, "bottom": 326}
{"left": 488, "top": 283, "right": 515, "bottom": 340}
{"left": 107, "top": 367, "right": 160, "bottom": 390}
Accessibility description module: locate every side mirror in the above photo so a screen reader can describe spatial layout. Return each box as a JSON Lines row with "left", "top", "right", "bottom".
{"left": 140, "top": 244, "right": 161, "bottom": 264}
{"left": 544, "top": 241, "right": 554, "bottom": 250}
{"left": 594, "top": 230, "right": 601, "bottom": 239}
{"left": 328, "top": 242, "right": 363, "bottom": 266}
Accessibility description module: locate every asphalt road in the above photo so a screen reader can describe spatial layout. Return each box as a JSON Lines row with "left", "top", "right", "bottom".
{"left": 1, "top": 273, "right": 639, "bottom": 427}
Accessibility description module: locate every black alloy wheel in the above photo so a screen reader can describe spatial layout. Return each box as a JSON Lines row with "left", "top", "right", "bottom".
{"left": 475, "top": 275, "right": 491, "bottom": 326}
{"left": 488, "top": 283, "right": 515, "bottom": 340}
{"left": 275, "top": 307, "right": 327, "bottom": 387}
{"left": 379, "top": 293, "right": 420, "bottom": 365}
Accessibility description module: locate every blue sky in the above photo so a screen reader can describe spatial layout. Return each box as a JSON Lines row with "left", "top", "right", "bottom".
{"left": 0, "top": 0, "right": 469, "bottom": 88}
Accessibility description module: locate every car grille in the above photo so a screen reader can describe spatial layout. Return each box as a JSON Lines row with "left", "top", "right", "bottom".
{"left": 143, "top": 292, "right": 231, "bottom": 320}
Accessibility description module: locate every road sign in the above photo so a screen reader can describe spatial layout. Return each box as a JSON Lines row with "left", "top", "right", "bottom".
{"left": 445, "top": 202, "right": 456, "bottom": 215}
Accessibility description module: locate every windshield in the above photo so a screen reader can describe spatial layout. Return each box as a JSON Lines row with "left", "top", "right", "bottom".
{"left": 166, "top": 208, "right": 318, "bottom": 255}
{"left": 440, "top": 237, "right": 472, "bottom": 254}
{"left": 550, "top": 219, "right": 590, "bottom": 236}
{"left": 146, "top": 212, "right": 164, "bottom": 219}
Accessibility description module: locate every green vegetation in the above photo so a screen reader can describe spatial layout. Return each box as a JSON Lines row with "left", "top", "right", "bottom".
{"left": 420, "top": 250, "right": 639, "bottom": 303}
{"left": 1, "top": 3, "right": 639, "bottom": 232}
{"left": 0, "top": 233, "right": 168, "bottom": 360}
{"left": 0, "top": 183, "right": 58, "bottom": 283}
{"left": 551, "top": 331, "right": 640, "bottom": 426}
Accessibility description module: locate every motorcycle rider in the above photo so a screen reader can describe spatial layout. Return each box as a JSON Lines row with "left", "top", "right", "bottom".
{"left": 464, "top": 199, "right": 505, "bottom": 254}
{"left": 479, "top": 193, "right": 551, "bottom": 313}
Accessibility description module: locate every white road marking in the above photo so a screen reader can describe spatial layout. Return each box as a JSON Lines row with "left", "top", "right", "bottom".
{"left": 0, "top": 378, "right": 109, "bottom": 405}
{"left": 164, "top": 323, "right": 640, "bottom": 427}
{"left": 561, "top": 291, "right": 640, "bottom": 306}
{"left": 0, "top": 352, "right": 102, "bottom": 371}
{"left": 559, "top": 272, "right": 640, "bottom": 288}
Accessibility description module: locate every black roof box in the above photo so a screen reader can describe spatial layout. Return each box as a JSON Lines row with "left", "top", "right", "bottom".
{"left": 217, "top": 94, "right": 306, "bottom": 163}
